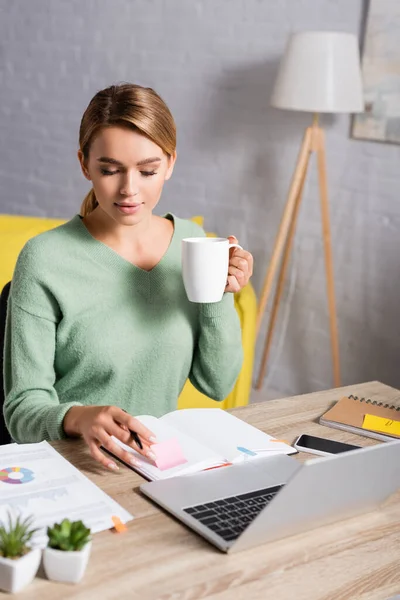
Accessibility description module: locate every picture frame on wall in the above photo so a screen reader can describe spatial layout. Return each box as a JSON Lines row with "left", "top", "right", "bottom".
{"left": 352, "top": 0, "right": 400, "bottom": 144}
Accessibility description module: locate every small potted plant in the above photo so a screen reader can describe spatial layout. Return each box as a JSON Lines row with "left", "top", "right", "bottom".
{"left": 0, "top": 513, "right": 41, "bottom": 593}
{"left": 43, "top": 519, "right": 92, "bottom": 584}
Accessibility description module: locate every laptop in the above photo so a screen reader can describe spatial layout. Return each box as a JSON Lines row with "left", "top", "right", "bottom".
{"left": 140, "top": 440, "right": 400, "bottom": 553}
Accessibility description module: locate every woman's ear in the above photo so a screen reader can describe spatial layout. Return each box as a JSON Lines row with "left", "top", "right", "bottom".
{"left": 164, "top": 151, "right": 177, "bottom": 181}
{"left": 77, "top": 150, "right": 92, "bottom": 181}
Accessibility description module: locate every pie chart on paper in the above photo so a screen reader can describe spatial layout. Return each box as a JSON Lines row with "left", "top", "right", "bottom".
{"left": 0, "top": 466, "right": 35, "bottom": 484}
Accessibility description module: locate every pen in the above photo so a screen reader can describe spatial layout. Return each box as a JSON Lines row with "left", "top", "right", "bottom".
{"left": 130, "top": 429, "right": 143, "bottom": 450}
{"left": 122, "top": 409, "right": 143, "bottom": 450}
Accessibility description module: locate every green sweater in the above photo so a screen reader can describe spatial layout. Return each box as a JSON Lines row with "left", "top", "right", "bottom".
{"left": 4, "top": 214, "right": 243, "bottom": 443}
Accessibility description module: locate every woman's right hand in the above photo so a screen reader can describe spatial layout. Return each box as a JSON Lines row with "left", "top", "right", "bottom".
{"left": 63, "top": 405, "right": 157, "bottom": 471}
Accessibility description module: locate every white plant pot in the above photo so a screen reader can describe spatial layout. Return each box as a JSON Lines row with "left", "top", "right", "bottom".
{"left": 0, "top": 548, "right": 41, "bottom": 593}
{"left": 43, "top": 541, "right": 92, "bottom": 584}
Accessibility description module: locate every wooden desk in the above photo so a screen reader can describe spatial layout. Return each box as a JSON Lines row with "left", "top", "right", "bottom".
{"left": 4, "top": 381, "right": 400, "bottom": 600}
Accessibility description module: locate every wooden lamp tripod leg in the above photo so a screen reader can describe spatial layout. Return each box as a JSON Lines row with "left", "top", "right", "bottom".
{"left": 255, "top": 159, "right": 309, "bottom": 390}
{"left": 254, "top": 120, "right": 341, "bottom": 391}
{"left": 256, "top": 127, "right": 313, "bottom": 338}
{"left": 255, "top": 128, "right": 312, "bottom": 390}
{"left": 316, "top": 128, "right": 341, "bottom": 387}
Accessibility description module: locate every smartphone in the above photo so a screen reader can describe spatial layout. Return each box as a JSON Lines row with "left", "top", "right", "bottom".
{"left": 293, "top": 434, "right": 361, "bottom": 457}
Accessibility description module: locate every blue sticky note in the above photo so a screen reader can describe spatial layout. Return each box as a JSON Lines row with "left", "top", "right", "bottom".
{"left": 237, "top": 446, "right": 257, "bottom": 457}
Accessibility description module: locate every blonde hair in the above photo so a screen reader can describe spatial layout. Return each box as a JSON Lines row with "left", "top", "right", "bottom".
{"left": 79, "top": 83, "right": 176, "bottom": 217}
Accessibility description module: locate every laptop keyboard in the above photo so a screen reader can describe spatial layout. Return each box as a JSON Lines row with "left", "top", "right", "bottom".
{"left": 183, "top": 484, "right": 284, "bottom": 542}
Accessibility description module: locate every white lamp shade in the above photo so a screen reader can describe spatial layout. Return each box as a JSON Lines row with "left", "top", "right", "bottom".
{"left": 271, "top": 31, "right": 364, "bottom": 113}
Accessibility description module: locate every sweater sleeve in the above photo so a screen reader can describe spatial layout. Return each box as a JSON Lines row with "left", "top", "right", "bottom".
{"left": 189, "top": 292, "right": 244, "bottom": 401}
{"left": 3, "top": 243, "right": 82, "bottom": 443}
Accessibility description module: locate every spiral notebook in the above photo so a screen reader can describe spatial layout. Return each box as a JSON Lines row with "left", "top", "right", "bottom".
{"left": 320, "top": 395, "right": 400, "bottom": 442}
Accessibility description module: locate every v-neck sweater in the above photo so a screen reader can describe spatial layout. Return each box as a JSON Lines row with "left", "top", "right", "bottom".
{"left": 3, "top": 213, "right": 243, "bottom": 443}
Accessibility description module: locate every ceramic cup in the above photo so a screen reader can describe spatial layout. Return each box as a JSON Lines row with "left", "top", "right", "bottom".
{"left": 182, "top": 237, "right": 242, "bottom": 303}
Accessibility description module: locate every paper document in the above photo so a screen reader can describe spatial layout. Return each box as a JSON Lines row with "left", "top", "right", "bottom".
{"left": 0, "top": 441, "right": 133, "bottom": 547}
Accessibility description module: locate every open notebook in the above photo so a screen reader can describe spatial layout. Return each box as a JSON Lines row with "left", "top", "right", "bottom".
{"left": 111, "top": 408, "right": 296, "bottom": 481}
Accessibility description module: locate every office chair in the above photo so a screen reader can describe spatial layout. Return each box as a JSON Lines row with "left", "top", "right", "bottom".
{"left": 0, "top": 281, "right": 12, "bottom": 444}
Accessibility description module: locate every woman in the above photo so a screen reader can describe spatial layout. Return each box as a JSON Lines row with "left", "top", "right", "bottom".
{"left": 4, "top": 83, "right": 253, "bottom": 471}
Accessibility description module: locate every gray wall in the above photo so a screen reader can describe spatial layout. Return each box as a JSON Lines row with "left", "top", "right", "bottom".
{"left": 1, "top": 0, "right": 399, "bottom": 396}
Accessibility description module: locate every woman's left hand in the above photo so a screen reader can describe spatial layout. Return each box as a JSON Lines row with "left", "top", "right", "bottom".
{"left": 225, "top": 236, "right": 254, "bottom": 293}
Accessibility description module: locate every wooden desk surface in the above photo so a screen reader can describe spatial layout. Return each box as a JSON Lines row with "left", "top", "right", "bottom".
{"left": 4, "top": 381, "right": 400, "bottom": 600}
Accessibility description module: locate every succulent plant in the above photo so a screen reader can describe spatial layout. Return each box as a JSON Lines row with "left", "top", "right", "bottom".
{"left": 0, "top": 513, "right": 38, "bottom": 559}
{"left": 47, "top": 519, "right": 91, "bottom": 552}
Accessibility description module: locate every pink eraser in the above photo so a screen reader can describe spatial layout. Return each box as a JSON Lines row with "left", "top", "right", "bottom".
{"left": 151, "top": 438, "right": 188, "bottom": 471}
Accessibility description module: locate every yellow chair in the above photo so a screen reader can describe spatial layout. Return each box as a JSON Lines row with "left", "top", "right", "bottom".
{"left": 0, "top": 214, "right": 257, "bottom": 409}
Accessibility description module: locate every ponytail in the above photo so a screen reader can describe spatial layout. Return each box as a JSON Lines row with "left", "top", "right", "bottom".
{"left": 80, "top": 188, "right": 98, "bottom": 217}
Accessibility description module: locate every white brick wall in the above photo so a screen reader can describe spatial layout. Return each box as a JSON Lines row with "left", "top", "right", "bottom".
{"left": 1, "top": 0, "right": 400, "bottom": 395}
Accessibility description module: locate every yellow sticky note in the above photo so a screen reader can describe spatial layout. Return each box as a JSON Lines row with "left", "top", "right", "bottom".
{"left": 362, "top": 414, "right": 400, "bottom": 436}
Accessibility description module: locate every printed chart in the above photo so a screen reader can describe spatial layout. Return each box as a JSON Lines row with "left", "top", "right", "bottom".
{"left": 0, "top": 466, "right": 35, "bottom": 484}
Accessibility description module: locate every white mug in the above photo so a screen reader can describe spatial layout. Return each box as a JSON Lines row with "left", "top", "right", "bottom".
{"left": 181, "top": 237, "right": 242, "bottom": 303}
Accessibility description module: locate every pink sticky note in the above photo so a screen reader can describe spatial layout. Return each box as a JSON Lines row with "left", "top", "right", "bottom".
{"left": 151, "top": 438, "right": 188, "bottom": 471}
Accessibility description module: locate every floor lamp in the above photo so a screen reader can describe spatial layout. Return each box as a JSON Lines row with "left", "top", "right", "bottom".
{"left": 255, "top": 32, "right": 364, "bottom": 390}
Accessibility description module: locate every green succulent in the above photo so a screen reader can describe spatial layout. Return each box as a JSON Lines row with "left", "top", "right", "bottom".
{"left": 47, "top": 519, "right": 91, "bottom": 552}
{"left": 0, "top": 513, "right": 38, "bottom": 559}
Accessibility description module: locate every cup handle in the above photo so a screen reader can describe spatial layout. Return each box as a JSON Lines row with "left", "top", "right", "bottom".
{"left": 228, "top": 243, "right": 242, "bottom": 250}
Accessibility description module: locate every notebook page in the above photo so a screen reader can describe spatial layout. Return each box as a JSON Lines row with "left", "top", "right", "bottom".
{"left": 160, "top": 409, "right": 295, "bottom": 462}
{"left": 111, "top": 415, "right": 225, "bottom": 480}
